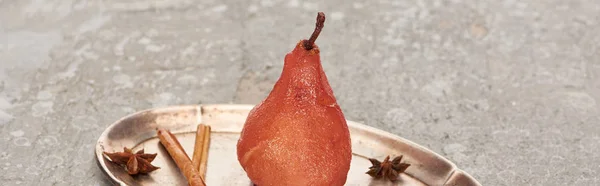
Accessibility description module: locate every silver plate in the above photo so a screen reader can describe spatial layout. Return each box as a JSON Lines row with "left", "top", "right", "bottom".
{"left": 95, "top": 104, "right": 481, "bottom": 186}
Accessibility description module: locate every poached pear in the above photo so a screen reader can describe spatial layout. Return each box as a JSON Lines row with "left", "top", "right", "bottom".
{"left": 236, "top": 12, "right": 352, "bottom": 186}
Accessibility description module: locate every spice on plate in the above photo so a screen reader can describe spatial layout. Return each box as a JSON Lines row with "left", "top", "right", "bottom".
{"left": 366, "top": 155, "right": 411, "bottom": 181}
{"left": 157, "top": 129, "right": 206, "bottom": 186}
{"left": 192, "top": 124, "right": 211, "bottom": 179}
{"left": 103, "top": 147, "right": 160, "bottom": 175}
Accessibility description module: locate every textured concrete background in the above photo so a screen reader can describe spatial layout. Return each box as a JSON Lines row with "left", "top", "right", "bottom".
{"left": 1, "top": 0, "right": 599, "bottom": 185}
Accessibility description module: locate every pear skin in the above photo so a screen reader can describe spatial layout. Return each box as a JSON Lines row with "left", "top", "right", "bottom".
{"left": 236, "top": 12, "right": 352, "bottom": 186}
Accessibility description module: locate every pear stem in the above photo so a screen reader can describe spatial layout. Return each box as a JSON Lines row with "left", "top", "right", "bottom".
{"left": 304, "top": 12, "right": 326, "bottom": 50}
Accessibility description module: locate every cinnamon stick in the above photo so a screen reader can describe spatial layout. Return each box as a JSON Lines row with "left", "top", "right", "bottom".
{"left": 157, "top": 129, "right": 206, "bottom": 186}
{"left": 192, "top": 124, "right": 211, "bottom": 178}
{"left": 198, "top": 125, "right": 211, "bottom": 177}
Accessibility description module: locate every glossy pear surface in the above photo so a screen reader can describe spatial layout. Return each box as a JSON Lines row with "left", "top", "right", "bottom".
{"left": 236, "top": 41, "right": 352, "bottom": 186}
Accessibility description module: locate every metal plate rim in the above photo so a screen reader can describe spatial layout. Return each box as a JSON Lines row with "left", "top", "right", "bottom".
{"left": 94, "top": 104, "right": 481, "bottom": 186}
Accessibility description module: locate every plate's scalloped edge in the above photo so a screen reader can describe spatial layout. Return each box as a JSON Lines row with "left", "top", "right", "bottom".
{"left": 443, "top": 169, "right": 482, "bottom": 186}
{"left": 95, "top": 104, "right": 482, "bottom": 186}
{"left": 345, "top": 120, "right": 482, "bottom": 186}
{"left": 94, "top": 149, "right": 122, "bottom": 185}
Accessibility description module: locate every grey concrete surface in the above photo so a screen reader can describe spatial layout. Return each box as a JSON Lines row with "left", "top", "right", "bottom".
{"left": 1, "top": 0, "right": 599, "bottom": 185}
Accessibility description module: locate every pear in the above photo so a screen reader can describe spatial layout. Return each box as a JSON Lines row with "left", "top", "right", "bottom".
{"left": 236, "top": 12, "right": 352, "bottom": 186}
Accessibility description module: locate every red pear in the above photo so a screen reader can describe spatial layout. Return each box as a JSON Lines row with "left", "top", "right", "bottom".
{"left": 236, "top": 12, "right": 352, "bottom": 186}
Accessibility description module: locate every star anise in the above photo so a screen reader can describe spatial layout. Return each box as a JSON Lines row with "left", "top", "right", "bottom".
{"left": 103, "top": 147, "right": 160, "bottom": 175}
{"left": 366, "top": 155, "right": 411, "bottom": 181}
